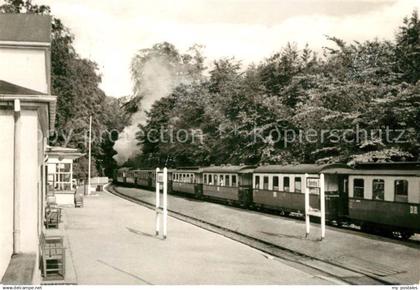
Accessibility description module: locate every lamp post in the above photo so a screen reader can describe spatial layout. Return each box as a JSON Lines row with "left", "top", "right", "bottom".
{"left": 88, "top": 116, "right": 92, "bottom": 195}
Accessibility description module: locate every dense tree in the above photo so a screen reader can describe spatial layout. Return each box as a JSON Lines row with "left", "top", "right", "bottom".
{"left": 1, "top": 0, "right": 127, "bottom": 176}
{"left": 125, "top": 10, "right": 419, "bottom": 167}
{"left": 395, "top": 10, "right": 420, "bottom": 83}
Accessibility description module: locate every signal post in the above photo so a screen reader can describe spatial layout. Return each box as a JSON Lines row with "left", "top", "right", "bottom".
{"left": 155, "top": 167, "right": 168, "bottom": 239}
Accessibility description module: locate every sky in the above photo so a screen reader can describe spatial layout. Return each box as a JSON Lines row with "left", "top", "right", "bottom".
{"left": 36, "top": 0, "right": 419, "bottom": 97}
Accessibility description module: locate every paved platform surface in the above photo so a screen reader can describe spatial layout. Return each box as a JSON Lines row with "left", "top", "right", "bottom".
{"left": 61, "top": 190, "right": 338, "bottom": 285}
{"left": 113, "top": 185, "right": 420, "bottom": 285}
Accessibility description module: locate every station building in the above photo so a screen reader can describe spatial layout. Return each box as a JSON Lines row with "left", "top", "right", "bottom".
{"left": 46, "top": 146, "right": 84, "bottom": 205}
{"left": 0, "top": 14, "right": 56, "bottom": 283}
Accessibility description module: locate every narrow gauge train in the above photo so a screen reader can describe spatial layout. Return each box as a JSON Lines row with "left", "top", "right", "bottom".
{"left": 113, "top": 162, "right": 420, "bottom": 239}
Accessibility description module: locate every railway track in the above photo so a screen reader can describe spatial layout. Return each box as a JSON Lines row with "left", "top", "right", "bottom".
{"left": 104, "top": 183, "right": 404, "bottom": 285}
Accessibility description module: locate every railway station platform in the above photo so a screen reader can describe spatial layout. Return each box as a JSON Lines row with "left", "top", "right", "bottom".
{"left": 111, "top": 185, "right": 420, "bottom": 285}
{"left": 57, "top": 189, "right": 341, "bottom": 284}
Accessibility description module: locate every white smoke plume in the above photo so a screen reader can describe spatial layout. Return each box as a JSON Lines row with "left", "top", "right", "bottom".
{"left": 112, "top": 56, "right": 183, "bottom": 165}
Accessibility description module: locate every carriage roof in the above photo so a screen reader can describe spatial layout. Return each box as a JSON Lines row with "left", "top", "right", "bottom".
{"left": 202, "top": 165, "right": 256, "bottom": 173}
{"left": 322, "top": 162, "right": 420, "bottom": 176}
{"left": 254, "top": 163, "right": 349, "bottom": 174}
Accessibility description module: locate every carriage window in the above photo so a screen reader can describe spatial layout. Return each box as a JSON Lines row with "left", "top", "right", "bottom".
{"left": 225, "top": 175, "right": 230, "bottom": 186}
{"left": 295, "top": 177, "right": 302, "bottom": 193}
{"left": 209, "top": 174, "right": 213, "bottom": 185}
{"left": 217, "top": 175, "right": 222, "bottom": 186}
{"left": 263, "top": 176, "right": 269, "bottom": 190}
{"left": 395, "top": 180, "right": 408, "bottom": 202}
{"left": 214, "top": 174, "right": 218, "bottom": 185}
{"left": 232, "top": 175, "right": 237, "bottom": 187}
{"left": 372, "top": 179, "right": 384, "bottom": 200}
{"left": 353, "top": 179, "right": 364, "bottom": 198}
{"left": 204, "top": 174, "right": 207, "bottom": 184}
{"left": 255, "top": 176, "right": 260, "bottom": 189}
{"left": 273, "top": 176, "right": 279, "bottom": 191}
{"left": 283, "top": 177, "right": 290, "bottom": 191}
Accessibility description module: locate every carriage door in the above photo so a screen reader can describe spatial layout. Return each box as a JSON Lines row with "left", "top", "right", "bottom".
{"left": 338, "top": 175, "right": 349, "bottom": 216}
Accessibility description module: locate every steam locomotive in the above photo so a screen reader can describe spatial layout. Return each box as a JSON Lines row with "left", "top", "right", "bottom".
{"left": 114, "top": 162, "right": 420, "bottom": 239}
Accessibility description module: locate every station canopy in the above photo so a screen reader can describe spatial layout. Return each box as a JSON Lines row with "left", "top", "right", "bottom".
{"left": 46, "top": 146, "right": 84, "bottom": 161}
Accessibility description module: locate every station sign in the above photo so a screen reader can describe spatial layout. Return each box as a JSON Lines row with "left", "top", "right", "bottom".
{"left": 157, "top": 172, "right": 164, "bottom": 183}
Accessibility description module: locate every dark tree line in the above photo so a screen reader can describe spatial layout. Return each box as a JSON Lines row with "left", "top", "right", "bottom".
{"left": 1, "top": 0, "right": 128, "bottom": 177}
{"left": 127, "top": 10, "right": 420, "bottom": 168}
{"left": 2, "top": 1, "right": 418, "bottom": 173}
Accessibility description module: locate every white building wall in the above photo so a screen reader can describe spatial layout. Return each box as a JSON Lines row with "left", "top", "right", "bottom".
{"left": 0, "top": 111, "right": 15, "bottom": 279}
{"left": 0, "top": 109, "right": 43, "bottom": 278}
{"left": 19, "top": 110, "right": 41, "bottom": 253}
{"left": 0, "top": 48, "right": 48, "bottom": 93}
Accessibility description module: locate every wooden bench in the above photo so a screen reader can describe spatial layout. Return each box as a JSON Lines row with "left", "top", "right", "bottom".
{"left": 45, "top": 206, "right": 61, "bottom": 229}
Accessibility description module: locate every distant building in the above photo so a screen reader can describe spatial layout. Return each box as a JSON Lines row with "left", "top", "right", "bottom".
{"left": 0, "top": 14, "right": 56, "bottom": 283}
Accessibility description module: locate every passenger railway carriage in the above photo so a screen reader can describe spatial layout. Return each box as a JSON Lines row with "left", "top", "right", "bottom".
{"left": 322, "top": 162, "right": 420, "bottom": 238}
{"left": 125, "top": 169, "right": 136, "bottom": 185}
{"left": 202, "top": 165, "right": 256, "bottom": 206}
{"left": 252, "top": 164, "right": 349, "bottom": 219}
{"left": 132, "top": 168, "right": 174, "bottom": 192}
{"left": 116, "top": 167, "right": 131, "bottom": 184}
{"left": 133, "top": 169, "right": 153, "bottom": 188}
{"left": 172, "top": 167, "right": 203, "bottom": 198}
{"left": 113, "top": 162, "right": 420, "bottom": 239}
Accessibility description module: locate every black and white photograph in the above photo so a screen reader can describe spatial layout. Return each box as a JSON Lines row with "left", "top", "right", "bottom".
{"left": 0, "top": 0, "right": 419, "bottom": 287}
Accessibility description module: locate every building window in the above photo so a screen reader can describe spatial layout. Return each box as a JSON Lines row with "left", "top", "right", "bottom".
{"left": 283, "top": 176, "right": 290, "bottom": 192}
{"left": 225, "top": 175, "right": 230, "bottom": 187}
{"left": 295, "top": 177, "right": 302, "bottom": 193}
{"left": 263, "top": 176, "right": 269, "bottom": 190}
{"left": 273, "top": 176, "right": 279, "bottom": 191}
{"left": 353, "top": 179, "right": 364, "bottom": 198}
{"left": 372, "top": 179, "right": 385, "bottom": 200}
{"left": 232, "top": 175, "right": 237, "bottom": 187}
{"left": 255, "top": 176, "right": 260, "bottom": 189}
{"left": 395, "top": 180, "right": 408, "bottom": 202}
{"left": 51, "top": 163, "right": 72, "bottom": 191}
